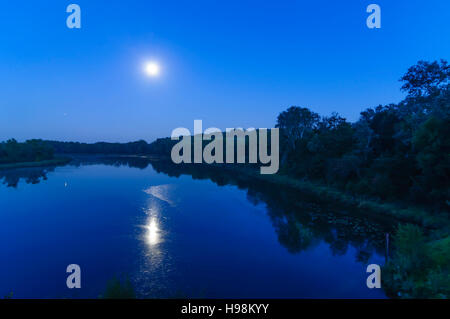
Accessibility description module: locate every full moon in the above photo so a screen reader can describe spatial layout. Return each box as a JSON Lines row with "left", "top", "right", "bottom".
{"left": 144, "top": 62, "right": 160, "bottom": 77}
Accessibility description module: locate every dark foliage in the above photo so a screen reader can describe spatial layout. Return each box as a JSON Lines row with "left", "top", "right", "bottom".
{"left": 0, "top": 139, "right": 54, "bottom": 164}
{"left": 45, "top": 139, "right": 152, "bottom": 155}
{"left": 277, "top": 60, "right": 449, "bottom": 211}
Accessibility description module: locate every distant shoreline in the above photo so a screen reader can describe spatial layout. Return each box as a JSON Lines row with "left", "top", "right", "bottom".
{"left": 0, "top": 157, "right": 72, "bottom": 170}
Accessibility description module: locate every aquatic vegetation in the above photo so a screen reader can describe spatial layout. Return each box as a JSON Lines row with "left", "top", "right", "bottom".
{"left": 383, "top": 224, "right": 449, "bottom": 298}
{"left": 100, "top": 276, "right": 136, "bottom": 299}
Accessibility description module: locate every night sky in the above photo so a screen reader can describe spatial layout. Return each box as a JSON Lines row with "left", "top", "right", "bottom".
{"left": 1, "top": 0, "right": 449, "bottom": 142}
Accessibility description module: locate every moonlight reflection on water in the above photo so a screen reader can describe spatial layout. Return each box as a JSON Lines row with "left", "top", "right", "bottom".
{"left": 146, "top": 217, "right": 161, "bottom": 246}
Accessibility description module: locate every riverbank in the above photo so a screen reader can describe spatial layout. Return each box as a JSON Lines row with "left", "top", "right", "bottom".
{"left": 173, "top": 162, "right": 447, "bottom": 229}
{"left": 0, "top": 157, "right": 72, "bottom": 170}
{"left": 200, "top": 164, "right": 449, "bottom": 298}
{"left": 143, "top": 155, "right": 448, "bottom": 227}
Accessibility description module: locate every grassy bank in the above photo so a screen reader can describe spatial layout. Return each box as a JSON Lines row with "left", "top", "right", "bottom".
{"left": 382, "top": 224, "right": 449, "bottom": 298}
{"left": 0, "top": 157, "right": 72, "bottom": 170}
{"left": 209, "top": 164, "right": 447, "bottom": 229}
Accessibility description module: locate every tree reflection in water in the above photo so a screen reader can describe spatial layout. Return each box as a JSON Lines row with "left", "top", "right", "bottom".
{"left": 0, "top": 167, "right": 53, "bottom": 187}
{"left": 0, "top": 156, "right": 152, "bottom": 188}
{"left": 1, "top": 156, "right": 392, "bottom": 266}
{"left": 149, "top": 160, "right": 393, "bottom": 265}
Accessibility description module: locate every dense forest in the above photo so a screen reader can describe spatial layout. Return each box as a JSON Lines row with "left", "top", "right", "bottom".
{"left": 276, "top": 60, "right": 449, "bottom": 211}
{"left": 45, "top": 140, "right": 152, "bottom": 155}
{"left": 0, "top": 139, "right": 54, "bottom": 164}
{"left": 0, "top": 139, "right": 154, "bottom": 165}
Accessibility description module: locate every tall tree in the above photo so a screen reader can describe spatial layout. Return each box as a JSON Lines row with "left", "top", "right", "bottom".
{"left": 276, "top": 106, "right": 320, "bottom": 151}
{"left": 400, "top": 59, "right": 449, "bottom": 97}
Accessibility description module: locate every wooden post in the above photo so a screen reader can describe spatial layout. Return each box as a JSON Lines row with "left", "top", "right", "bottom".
{"left": 385, "top": 233, "right": 389, "bottom": 262}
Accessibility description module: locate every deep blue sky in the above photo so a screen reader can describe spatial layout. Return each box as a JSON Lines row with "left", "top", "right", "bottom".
{"left": 1, "top": 0, "right": 449, "bottom": 142}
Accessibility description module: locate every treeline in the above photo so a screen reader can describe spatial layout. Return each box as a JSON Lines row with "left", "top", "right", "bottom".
{"left": 45, "top": 140, "right": 152, "bottom": 155}
{"left": 0, "top": 139, "right": 54, "bottom": 164}
{"left": 276, "top": 60, "right": 449, "bottom": 211}
{"left": 0, "top": 139, "right": 159, "bottom": 165}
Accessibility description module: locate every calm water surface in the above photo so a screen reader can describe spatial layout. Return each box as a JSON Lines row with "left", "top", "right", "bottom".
{"left": 0, "top": 159, "right": 388, "bottom": 298}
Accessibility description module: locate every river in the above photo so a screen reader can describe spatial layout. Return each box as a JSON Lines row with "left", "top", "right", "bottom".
{"left": 0, "top": 157, "right": 389, "bottom": 298}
